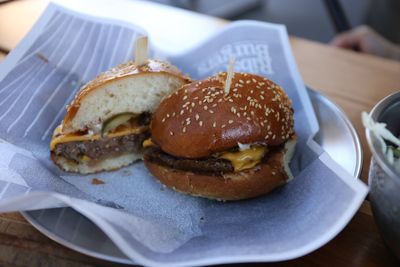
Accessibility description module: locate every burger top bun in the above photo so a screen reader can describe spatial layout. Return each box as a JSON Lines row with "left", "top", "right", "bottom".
{"left": 62, "top": 59, "right": 191, "bottom": 134}
{"left": 151, "top": 72, "right": 294, "bottom": 158}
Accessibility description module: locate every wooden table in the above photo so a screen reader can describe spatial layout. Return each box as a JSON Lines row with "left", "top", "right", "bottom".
{"left": 0, "top": 0, "right": 400, "bottom": 266}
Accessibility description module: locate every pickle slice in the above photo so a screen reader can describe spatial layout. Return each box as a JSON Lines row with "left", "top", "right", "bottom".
{"left": 101, "top": 112, "right": 137, "bottom": 137}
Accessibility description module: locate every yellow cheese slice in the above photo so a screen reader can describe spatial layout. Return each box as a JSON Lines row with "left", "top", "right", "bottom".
{"left": 142, "top": 138, "right": 154, "bottom": 148}
{"left": 219, "top": 145, "right": 267, "bottom": 172}
{"left": 50, "top": 125, "right": 147, "bottom": 151}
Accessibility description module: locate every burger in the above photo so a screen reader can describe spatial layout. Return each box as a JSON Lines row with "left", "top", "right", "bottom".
{"left": 144, "top": 72, "right": 297, "bottom": 200}
{"left": 50, "top": 59, "right": 190, "bottom": 174}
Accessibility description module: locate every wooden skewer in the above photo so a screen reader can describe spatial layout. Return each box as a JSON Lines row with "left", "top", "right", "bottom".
{"left": 134, "top": 36, "right": 148, "bottom": 66}
{"left": 224, "top": 57, "right": 235, "bottom": 96}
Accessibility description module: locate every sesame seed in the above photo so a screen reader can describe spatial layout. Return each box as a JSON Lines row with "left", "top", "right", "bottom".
{"left": 213, "top": 122, "right": 217, "bottom": 128}
{"left": 180, "top": 110, "right": 184, "bottom": 115}
{"left": 228, "top": 120, "right": 233, "bottom": 124}
{"left": 204, "top": 106, "right": 208, "bottom": 110}
{"left": 170, "top": 131, "right": 174, "bottom": 136}
{"left": 195, "top": 114, "right": 199, "bottom": 120}
{"left": 162, "top": 118, "right": 166, "bottom": 122}
{"left": 183, "top": 127, "right": 186, "bottom": 133}
{"left": 239, "top": 79, "right": 244, "bottom": 84}
{"left": 199, "top": 121, "right": 203, "bottom": 126}
{"left": 209, "top": 110, "right": 214, "bottom": 114}
{"left": 221, "top": 124, "right": 226, "bottom": 128}
{"left": 183, "top": 95, "right": 188, "bottom": 100}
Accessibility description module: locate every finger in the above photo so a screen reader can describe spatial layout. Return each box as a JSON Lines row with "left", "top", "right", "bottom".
{"left": 329, "top": 32, "right": 361, "bottom": 49}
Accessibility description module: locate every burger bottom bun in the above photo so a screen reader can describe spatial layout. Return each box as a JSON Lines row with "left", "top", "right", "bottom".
{"left": 144, "top": 137, "right": 297, "bottom": 201}
{"left": 51, "top": 152, "right": 142, "bottom": 174}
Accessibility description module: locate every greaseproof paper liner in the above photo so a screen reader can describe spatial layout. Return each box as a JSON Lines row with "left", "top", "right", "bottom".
{"left": 0, "top": 1, "right": 367, "bottom": 266}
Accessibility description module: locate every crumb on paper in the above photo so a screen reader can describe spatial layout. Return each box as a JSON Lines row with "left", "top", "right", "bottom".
{"left": 91, "top": 178, "right": 105, "bottom": 185}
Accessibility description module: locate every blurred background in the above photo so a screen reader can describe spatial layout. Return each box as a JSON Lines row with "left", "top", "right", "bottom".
{"left": 146, "top": 0, "right": 400, "bottom": 43}
{"left": 0, "top": 0, "right": 399, "bottom": 57}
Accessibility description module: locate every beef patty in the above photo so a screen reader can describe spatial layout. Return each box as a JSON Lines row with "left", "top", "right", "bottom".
{"left": 54, "top": 132, "right": 149, "bottom": 162}
{"left": 54, "top": 112, "right": 152, "bottom": 162}
{"left": 145, "top": 144, "right": 283, "bottom": 175}
{"left": 144, "top": 148, "right": 234, "bottom": 174}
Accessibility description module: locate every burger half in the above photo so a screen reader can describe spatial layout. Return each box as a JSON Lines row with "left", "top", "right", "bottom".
{"left": 144, "top": 72, "right": 297, "bottom": 200}
{"left": 50, "top": 59, "right": 190, "bottom": 174}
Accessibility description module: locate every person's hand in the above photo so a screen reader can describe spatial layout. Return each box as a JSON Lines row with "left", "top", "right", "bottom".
{"left": 330, "top": 25, "right": 400, "bottom": 61}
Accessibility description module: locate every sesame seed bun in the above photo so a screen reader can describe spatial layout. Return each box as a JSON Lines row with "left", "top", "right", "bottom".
{"left": 62, "top": 59, "right": 191, "bottom": 134}
{"left": 151, "top": 72, "right": 294, "bottom": 158}
{"left": 144, "top": 135, "right": 297, "bottom": 201}
{"left": 145, "top": 72, "right": 297, "bottom": 200}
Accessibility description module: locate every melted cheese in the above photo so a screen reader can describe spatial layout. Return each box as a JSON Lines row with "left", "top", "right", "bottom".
{"left": 142, "top": 138, "right": 154, "bottom": 148}
{"left": 50, "top": 125, "right": 147, "bottom": 151}
{"left": 219, "top": 146, "right": 267, "bottom": 172}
